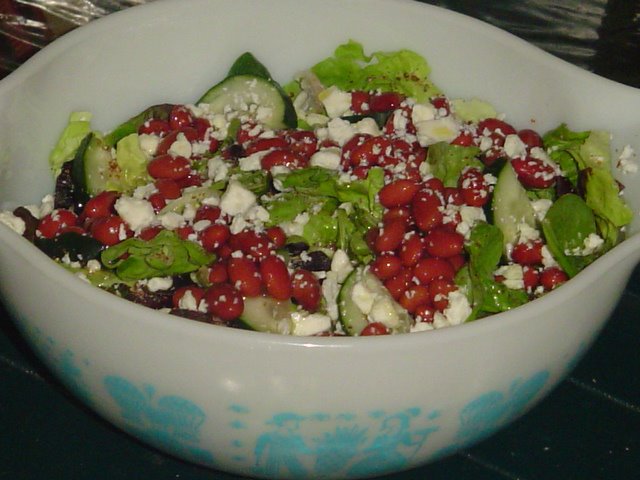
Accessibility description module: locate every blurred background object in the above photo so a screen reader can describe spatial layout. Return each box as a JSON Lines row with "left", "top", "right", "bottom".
{"left": 1, "top": 0, "right": 639, "bottom": 86}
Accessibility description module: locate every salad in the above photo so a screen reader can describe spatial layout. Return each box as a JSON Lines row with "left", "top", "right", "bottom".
{"left": 0, "top": 40, "right": 635, "bottom": 336}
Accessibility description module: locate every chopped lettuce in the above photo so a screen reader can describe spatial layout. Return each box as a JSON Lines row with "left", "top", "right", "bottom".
{"left": 427, "top": 142, "right": 483, "bottom": 187}
{"left": 450, "top": 98, "right": 497, "bottom": 123}
{"left": 543, "top": 123, "right": 633, "bottom": 246}
{"left": 309, "top": 40, "right": 441, "bottom": 102}
{"left": 49, "top": 111, "right": 93, "bottom": 176}
{"left": 541, "top": 193, "right": 599, "bottom": 277}
{"left": 115, "top": 133, "right": 152, "bottom": 190}
{"left": 458, "top": 222, "right": 528, "bottom": 318}
{"left": 101, "top": 230, "right": 215, "bottom": 281}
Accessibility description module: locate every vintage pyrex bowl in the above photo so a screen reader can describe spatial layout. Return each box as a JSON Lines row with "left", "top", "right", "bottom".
{"left": 1, "top": 0, "right": 639, "bottom": 478}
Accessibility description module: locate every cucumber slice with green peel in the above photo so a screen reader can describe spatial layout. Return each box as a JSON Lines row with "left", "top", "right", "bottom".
{"left": 71, "top": 133, "right": 118, "bottom": 201}
{"left": 197, "top": 75, "right": 297, "bottom": 130}
{"left": 338, "top": 266, "right": 411, "bottom": 336}
{"left": 239, "top": 296, "right": 297, "bottom": 334}
{"left": 492, "top": 162, "right": 536, "bottom": 249}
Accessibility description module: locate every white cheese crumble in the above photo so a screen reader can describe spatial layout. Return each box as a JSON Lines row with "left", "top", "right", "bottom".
{"left": 320, "top": 86, "right": 352, "bottom": 118}
{"left": 617, "top": 144, "right": 638, "bottom": 174}
{"left": 0, "top": 211, "right": 26, "bottom": 235}
{"left": 219, "top": 181, "right": 256, "bottom": 217}
{"left": 168, "top": 132, "right": 192, "bottom": 158}
{"left": 114, "top": 197, "right": 155, "bottom": 233}
{"left": 310, "top": 147, "right": 341, "bottom": 170}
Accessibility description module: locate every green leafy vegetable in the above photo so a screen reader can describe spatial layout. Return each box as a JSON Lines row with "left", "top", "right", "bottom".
{"left": 101, "top": 230, "right": 215, "bottom": 281}
{"left": 541, "top": 193, "right": 599, "bottom": 277}
{"left": 103, "top": 104, "right": 173, "bottom": 147}
{"left": 427, "top": 142, "right": 482, "bottom": 187}
{"left": 49, "top": 111, "right": 93, "bottom": 176}
{"left": 310, "top": 40, "right": 441, "bottom": 102}
{"left": 459, "top": 222, "right": 528, "bottom": 318}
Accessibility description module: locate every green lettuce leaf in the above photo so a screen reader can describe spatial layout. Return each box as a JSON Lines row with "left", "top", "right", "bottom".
{"left": 49, "top": 111, "right": 93, "bottom": 176}
{"left": 115, "top": 133, "right": 152, "bottom": 190}
{"left": 427, "top": 142, "right": 483, "bottom": 187}
{"left": 101, "top": 230, "right": 214, "bottom": 281}
{"left": 541, "top": 193, "right": 598, "bottom": 277}
{"left": 310, "top": 40, "right": 441, "bottom": 102}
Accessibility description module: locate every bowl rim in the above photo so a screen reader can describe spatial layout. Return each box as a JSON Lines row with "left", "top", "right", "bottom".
{"left": 1, "top": 0, "right": 639, "bottom": 352}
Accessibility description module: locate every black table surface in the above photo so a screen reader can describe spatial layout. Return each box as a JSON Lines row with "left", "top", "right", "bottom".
{"left": 1, "top": 1, "right": 639, "bottom": 479}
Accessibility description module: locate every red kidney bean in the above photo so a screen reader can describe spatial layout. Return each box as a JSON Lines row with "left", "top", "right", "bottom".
{"left": 169, "top": 105, "right": 193, "bottom": 130}
{"left": 517, "top": 129, "right": 543, "bottom": 149}
{"left": 191, "top": 117, "right": 211, "bottom": 141}
{"left": 175, "top": 225, "right": 194, "bottom": 241}
{"left": 291, "top": 269, "right": 322, "bottom": 312}
{"left": 260, "top": 255, "right": 292, "bottom": 301}
{"left": 260, "top": 149, "right": 308, "bottom": 170}
{"left": 38, "top": 209, "right": 78, "bottom": 239}
{"left": 447, "top": 254, "right": 467, "bottom": 272}
{"left": 399, "top": 285, "right": 431, "bottom": 314}
{"left": 379, "top": 179, "right": 420, "bottom": 208}
{"left": 511, "top": 240, "right": 544, "bottom": 265}
{"left": 230, "top": 230, "right": 272, "bottom": 260}
{"left": 511, "top": 156, "right": 556, "bottom": 189}
{"left": 360, "top": 322, "right": 390, "bottom": 336}
{"left": 540, "top": 267, "right": 568, "bottom": 291}
{"left": 431, "top": 96, "right": 451, "bottom": 115}
{"left": 155, "top": 130, "right": 180, "bottom": 156}
{"left": 138, "top": 225, "right": 163, "bottom": 241}
{"left": 154, "top": 179, "right": 182, "bottom": 200}
{"left": 265, "top": 226, "right": 286, "bottom": 249}
{"left": 369, "top": 92, "right": 403, "bottom": 113}
{"left": 383, "top": 207, "right": 412, "bottom": 226}
{"left": 227, "top": 257, "right": 262, "bottom": 297}
{"left": 370, "top": 254, "right": 403, "bottom": 280}
{"left": 429, "top": 279, "right": 457, "bottom": 311}
{"left": 349, "top": 136, "right": 391, "bottom": 168}
{"left": 350, "top": 91, "right": 371, "bottom": 114}
{"left": 340, "top": 133, "right": 371, "bottom": 169}
{"left": 148, "top": 154, "right": 191, "bottom": 180}
{"left": 399, "top": 233, "right": 424, "bottom": 267}
{"left": 147, "top": 193, "right": 166, "bottom": 212}
{"left": 424, "top": 228, "right": 464, "bottom": 258}
{"left": 384, "top": 267, "right": 413, "bottom": 300}
{"left": 205, "top": 283, "right": 244, "bottom": 321}
{"left": 244, "top": 137, "right": 288, "bottom": 156}
{"left": 286, "top": 130, "right": 319, "bottom": 159}
{"left": 414, "top": 304, "right": 435, "bottom": 324}
{"left": 477, "top": 118, "right": 517, "bottom": 146}
{"left": 413, "top": 257, "right": 456, "bottom": 284}
{"left": 194, "top": 205, "right": 221, "bottom": 223}
{"left": 90, "top": 215, "right": 131, "bottom": 246}
{"left": 459, "top": 167, "right": 490, "bottom": 207}
{"left": 208, "top": 261, "right": 228, "bottom": 284}
{"left": 138, "top": 118, "right": 171, "bottom": 136}
{"left": 374, "top": 219, "right": 407, "bottom": 253}
{"left": 522, "top": 266, "right": 540, "bottom": 292}
{"left": 200, "top": 224, "right": 231, "bottom": 252}
{"left": 172, "top": 285, "right": 205, "bottom": 310}
{"left": 412, "top": 190, "right": 443, "bottom": 233}
{"left": 81, "top": 190, "right": 119, "bottom": 220}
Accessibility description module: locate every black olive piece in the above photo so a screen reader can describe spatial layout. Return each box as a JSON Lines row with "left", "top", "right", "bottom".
{"left": 292, "top": 250, "right": 332, "bottom": 271}
{"left": 119, "top": 284, "right": 174, "bottom": 310}
{"left": 54, "top": 160, "right": 78, "bottom": 211}
{"left": 35, "top": 231, "right": 104, "bottom": 262}
{"left": 225, "top": 143, "right": 245, "bottom": 161}
{"left": 12, "top": 206, "right": 39, "bottom": 243}
{"left": 555, "top": 176, "right": 576, "bottom": 197}
{"left": 285, "top": 241, "right": 309, "bottom": 256}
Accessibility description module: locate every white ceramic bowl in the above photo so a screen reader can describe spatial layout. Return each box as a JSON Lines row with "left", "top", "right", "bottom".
{"left": 1, "top": 0, "right": 639, "bottom": 478}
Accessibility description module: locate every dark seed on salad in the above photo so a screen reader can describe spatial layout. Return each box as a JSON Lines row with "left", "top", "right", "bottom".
{"left": 0, "top": 40, "right": 636, "bottom": 336}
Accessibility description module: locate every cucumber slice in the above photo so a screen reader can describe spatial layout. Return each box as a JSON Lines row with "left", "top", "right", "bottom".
{"left": 197, "top": 74, "right": 296, "bottom": 130}
{"left": 71, "top": 133, "right": 118, "bottom": 201}
{"left": 338, "top": 266, "right": 411, "bottom": 336}
{"left": 492, "top": 162, "right": 536, "bottom": 249}
{"left": 239, "top": 296, "right": 296, "bottom": 334}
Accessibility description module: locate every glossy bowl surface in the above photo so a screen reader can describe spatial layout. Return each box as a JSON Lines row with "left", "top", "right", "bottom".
{"left": 1, "top": 0, "right": 639, "bottom": 478}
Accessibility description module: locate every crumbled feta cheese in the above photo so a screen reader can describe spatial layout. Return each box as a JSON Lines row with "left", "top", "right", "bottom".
{"left": 158, "top": 211, "right": 185, "bottom": 230}
{"left": 326, "top": 118, "right": 356, "bottom": 146}
{"left": 220, "top": 181, "right": 256, "bottom": 216}
{"left": 239, "top": 151, "right": 267, "bottom": 171}
{"left": 320, "top": 86, "right": 352, "bottom": 118}
{"left": 291, "top": 312, "right": 332, "bottom": 336}
{"left": 0, "top": 211, "right": 25, "bottom": 235}
{"left": 281, "top": 212, "right": 309, "bottom": 237}
{"left": 617, "top": 144, "right": 638, "bottom": 174}
{"left": 114, "top": 197, "right": 155, "bottom": 233}
{"left": 503, "top": 134, "right": 527, "bottom": 158}
{"left": 565, "top": 233, "right": 604, "bottom": 256}
{"left": 355, "top": 117, "right": 381, "bottom": 137}
{"left": 411, "top": 103, "right": 437, "bottom": 124}
{"left": 208, "top": 156, "right": 229, "bottom": 181}
{"left": 310, "top": 147, "right": 341, "bottom": 170}
{"left": 138, "top": 134, "right": 160, "bottom": 156}
{"left": 168, "top": 132, "right": 192, "bottom": 158}
{"left": 541, "top": 245, "right": 558, "bottom": 268}
{"left": 178, "top": 289, "right": 199, "bottom": 311}
{"left": 331, "top": 249, "right": 353, "bottom": 283}
{"left": 145, "top": 277, "right": 173, "bottom": 292}
{"left": 415, "top": 116, "right": 460, "bottom": 146}
{"left": 495, "top": 264, "right": 524, "bottom": 289}
{"left": 531, "top": 198, "right": 553, "bottom": 221}
{"left": 133, "top": 183, "right": 158, "bottom": 200}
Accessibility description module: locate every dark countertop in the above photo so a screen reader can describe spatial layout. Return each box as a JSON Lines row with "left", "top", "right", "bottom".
{"left": 1, "top": 1, "right": 639, "bottom": 478}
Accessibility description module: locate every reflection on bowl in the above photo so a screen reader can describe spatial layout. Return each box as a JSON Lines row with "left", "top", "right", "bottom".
{"left": 0, "top": 0, "right": 639, "bottom": 478}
